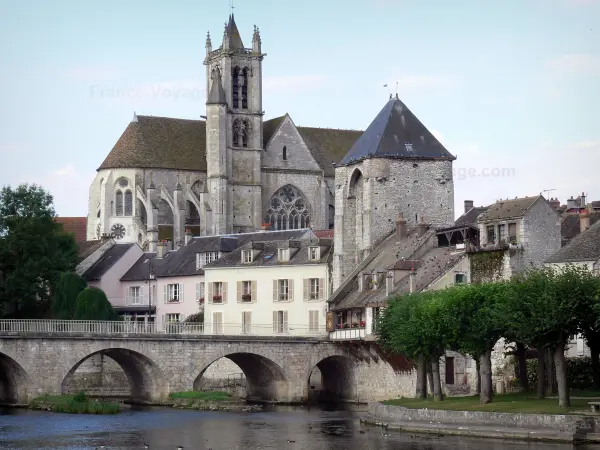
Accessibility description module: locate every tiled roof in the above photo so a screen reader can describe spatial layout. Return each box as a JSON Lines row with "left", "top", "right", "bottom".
{"left": 77, "top": 239, "right": 105, "bottom": 261}
{"left": 455, "top": 207, "right": 488, "bottom": 226}
{"left": 546, "top": 220, "right": 600, "bottom": 263}
{"left": 206, "top": 70, "right": 226, "bottom": 105}
{"left": 333, "top": 247, "right": 466, "bottom": 310}
{"left": 56, "top": 217, "right": 87, "bottom": 242}
{"left": 120, "top": 229, "right": 314, "bottom": 281}
{"left": 262, "top": 116, "right": 286, "bottom": 147}
{"left": 82, "top": 243, "right": 135, "bottom": 281}
{"left": 478, "top": 196, "right": 542, "bottom": 222}
{"left": 560, "top": 212, "right": 600, "bottom": 247}
{"left": 297, "top": 126, "right": 362, "bottom": 177}
{"left": 388, "top": 259, "right": 422, "bottom": 270}
{"left": 313, "top": 229, "right": 334, "bottom": 239}
{"left": 98, "top": 115, "right": 207, "bottom": 171}
{"left": 204, "top": 237, "right": 331, "bottom": 269}
{"left": 339, "top": 95, "right": 455, "bottom": 166}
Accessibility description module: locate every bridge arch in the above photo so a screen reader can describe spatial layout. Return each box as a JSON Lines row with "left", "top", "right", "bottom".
{"left": 193, "top": 352, "right": 290, "bottom": 403}
{"left": 61, "top": 348, "right": 167, "bottom": 402}
{"left": 0, "top": 352, "right": 30, "bottom": 404}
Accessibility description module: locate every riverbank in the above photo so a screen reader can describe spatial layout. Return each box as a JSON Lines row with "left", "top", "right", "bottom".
{"left": 29, "top": 394, "right": 120, "bottom": 414}
{"left": 362, "top": 400, "right": 600, "bottom": 443}
{"left": 129, "top": 391, "right": 263, "bottom": 412}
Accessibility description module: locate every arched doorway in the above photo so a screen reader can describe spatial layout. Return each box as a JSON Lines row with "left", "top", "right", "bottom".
{"left": 194, "top": 353, "right": 289, "bottom": 403}
{"left": 61, "top": 349, "right": 167, "bottom": 402}
{"left": 264, "top": 185, "right": 311, "bottom": 231}
{"left": 0, "top": 352, "right": 29, "bottom": 404}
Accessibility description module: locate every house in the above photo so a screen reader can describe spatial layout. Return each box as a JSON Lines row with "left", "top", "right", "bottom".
{"left": 78, "top": 241, "right": 144, "bottom": 307}
{"left": 469, "top": 195, "right": 561, "bottom": 282}
{"left": 119, "top": 229, "right": 315, "bottom": 327}
{"left": 202, "top": 236, "right": 332, "bottom": 336}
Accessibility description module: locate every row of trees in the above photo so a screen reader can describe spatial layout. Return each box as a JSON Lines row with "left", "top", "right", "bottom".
{"left": 0, "top": 183, "right": 119, "bottom": 320}
{"left": 377, "top": 265, "right": 600, "bottom": 408}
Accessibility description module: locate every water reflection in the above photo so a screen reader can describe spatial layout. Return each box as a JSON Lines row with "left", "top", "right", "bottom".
{"left": 1, "top": 404, "right": 598, "bottom": 450}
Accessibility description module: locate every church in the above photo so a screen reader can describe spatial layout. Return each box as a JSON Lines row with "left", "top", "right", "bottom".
{"left": 86, "top": 14, "right": 456, "bottom": 286}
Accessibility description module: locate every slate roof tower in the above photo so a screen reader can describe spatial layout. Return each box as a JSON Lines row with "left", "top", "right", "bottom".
{"left": 332, "top": 94, "right": 456, "bottom": 289}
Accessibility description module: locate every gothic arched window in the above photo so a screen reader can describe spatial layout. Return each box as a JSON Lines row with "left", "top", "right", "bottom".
{"left": 264, "top": 185, "right": 311, "bottom": 231}
{"left": 115, "top": 191, "right": 124, "bottom": 216}
{"left": 124, "top": 190, "right": 133, "bottom": 216}
{"left": 233, "top": 118, "right": 249, "bottom": 148}
{"left": 241, "top": 67, "right": 248, "bottom": 109}
{"left": 232, "top": 66, "right": 240, "bottom": 109}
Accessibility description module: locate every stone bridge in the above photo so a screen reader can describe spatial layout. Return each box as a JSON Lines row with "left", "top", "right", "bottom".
{"left": 0, "top": 333, "right": 415, "bottom": 404}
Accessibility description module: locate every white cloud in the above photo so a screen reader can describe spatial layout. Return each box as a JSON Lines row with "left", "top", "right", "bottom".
{"left": 19, "top": 164, "right": 95, "bottom": 217}
{"left": 263, "top": 75, "right": 329, "bottom": 92}
{"left": 546, "top": 53, "right": 600, "bottom": 76}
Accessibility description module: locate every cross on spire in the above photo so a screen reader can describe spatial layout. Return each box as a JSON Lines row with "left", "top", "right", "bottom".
{"left": 229, "top": 0, "right": 235, "bottom": 14}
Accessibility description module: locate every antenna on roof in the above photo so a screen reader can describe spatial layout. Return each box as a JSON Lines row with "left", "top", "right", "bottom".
{"left": 395, "top": 80, "right": 399, "bottom": 97}
{"left": 543, "top": 188, "right": 556, "bottom": 198}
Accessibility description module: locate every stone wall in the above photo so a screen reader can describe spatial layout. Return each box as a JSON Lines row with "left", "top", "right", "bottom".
{"left": 333, "top": 157, "right": 454, "bottom": 288}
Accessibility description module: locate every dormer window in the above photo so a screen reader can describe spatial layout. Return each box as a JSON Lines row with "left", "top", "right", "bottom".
{"left": 278, "top": 248, "right": 289, "bottom": 262}
{"left": 242, "top": 250, "right": 253, "bottom": 263}
{"left": 308, "top": 246, "right": 320, "bottom": 261}
{"left": 197, "top": 251, "right": 219, "bottom": 269}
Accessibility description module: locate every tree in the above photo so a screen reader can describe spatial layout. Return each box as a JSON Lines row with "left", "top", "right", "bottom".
{"left": 52, "top": 272, "right": 87, "bottom": 319}
{"left": 442, "top": 283, "right": 509, "bottom": 404}
{"left": 73, "top": 287, "right": 120, "bottom": 321}
{"left": 0, "top": 184, "right": 78, "bottom": 318}
{"left": 185, "top": 312, "right": 204, "bottom": 323}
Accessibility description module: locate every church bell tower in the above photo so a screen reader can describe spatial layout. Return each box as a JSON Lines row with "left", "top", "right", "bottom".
{"left": 204, "top": 15, "right": 266, "bottom": 234}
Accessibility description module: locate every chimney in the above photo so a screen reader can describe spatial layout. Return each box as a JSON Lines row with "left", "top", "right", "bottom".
{"left": 409, "top": 271, "right": 416, "bottom": 293}
{"left": 416, "top": 216, "right": 428, "bottom": 238}
{"left": 386, "top": 270, "right": 395, "bottom": 296}
{"left": 396, "top": 214, "right": 407, "bottom": 241}
{"left": 580, "top": 212, "right": 591, "bottom": 233}
{"left": 549, "top": 197, "right": 560, "bottom": 210}
{"left": 464, "top": 200, "right": 474, "bottom": 214}
{"left": 184, "top": 229, "right": 193, "bottom": 246}
{"left": 156, "top": 241, "right": 166, "bottom": 259}
{"left": 100, "top": 232, "right": 112, "bottom": 243}
{"left": 581, "top": 192, "right": 587, "bottom": 208}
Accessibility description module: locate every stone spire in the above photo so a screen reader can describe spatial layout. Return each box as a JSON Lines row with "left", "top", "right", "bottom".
{"left": 206, "top": 68, "right": 227, "bottom": 105}
{"left": 252, "top": 25, "right": 261, "bottom": 53}
{"left": 205, "top": 31, "right": 212, "bottom": 55}
{"left": 222, "top": 14, "right": 245, "bottom": 50}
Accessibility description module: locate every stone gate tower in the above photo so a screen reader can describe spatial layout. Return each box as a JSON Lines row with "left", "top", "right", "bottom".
{"left": 204, "top": 15, "right": 266, "bottom": 234}
{"left": 332, "top": 94, "right": 456, "bottom": 289}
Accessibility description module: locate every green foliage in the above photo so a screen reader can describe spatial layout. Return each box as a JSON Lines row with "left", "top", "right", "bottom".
{"left": 0, "top": 183, "right": 79, "bottom": 318}
{"left": 168, "top": 391, "right": 232, "bottom": 401}
{"left": 525, "top": 357, "right": 595, "bottom": 390}
{"left": 30, "top": 394, "right": 120, "bottom": 414}
{"left": 52, "top": 272, "right": 87, "bottom": 319}
{"left": 185, "top": 312, "right": 204, "bottom": 323}
{"left": 73, "top": 287, "right": 121, "bottom": 321}
{"left": 469, "top": 251, "right": 505, "bottom": 284}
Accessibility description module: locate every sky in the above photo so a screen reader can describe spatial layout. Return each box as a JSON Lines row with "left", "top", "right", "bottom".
{"left": 0, "top": 0, "right": 599, "bottom": 219}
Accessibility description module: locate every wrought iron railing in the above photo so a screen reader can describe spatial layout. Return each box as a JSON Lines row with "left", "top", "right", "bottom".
{"left": 0, "top": 320, "right": 328, "bottom": 338}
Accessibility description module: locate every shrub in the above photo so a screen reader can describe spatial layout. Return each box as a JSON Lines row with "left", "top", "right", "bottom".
{"left": 53, "top": 272, "right": 87, "bottom": 319}
{"left": 73, "top": 287, "right": 121, "bottom": 321}
{"left": 523, "top": 356, "right": 594, "bottom": 390}
{"left": 185, "top": 312, "right": 204, "bottom": 323}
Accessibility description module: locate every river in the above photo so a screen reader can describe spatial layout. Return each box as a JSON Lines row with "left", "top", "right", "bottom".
{"left": 0, "top": 404, "right": 597, "bottom": 450}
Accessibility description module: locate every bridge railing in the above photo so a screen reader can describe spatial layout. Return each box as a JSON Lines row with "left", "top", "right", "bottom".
{"left": 0, "top": 320, "right": 328, "bottom": 338}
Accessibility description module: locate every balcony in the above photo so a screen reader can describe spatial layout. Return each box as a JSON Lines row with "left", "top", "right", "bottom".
{"left": 329, "top": 327, "right": 367, "bottom": 340}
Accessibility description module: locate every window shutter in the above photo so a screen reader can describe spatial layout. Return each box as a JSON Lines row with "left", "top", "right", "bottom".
{"left": 140, "top": 286, "right": 144, "bottom": 304}
{"left": 288, "top": 279, "right": 294, "bottom": 301}
{"left": 180, "top": 313, "right": 186, "bottom": 322}
{"left": 273, "top": 280, "right": 278, "bottom": 302}
{"left": 200, "top": 282, "right": 205, "bottom": 299}
{"left": 303, "top": 279, "right": 308, "bottom": 301}
{"left": 273, "top": 311, "right": 278, "bottom": 333}
{"left": 283, "top": 311, "right": 289, "bottom": 333}
{"left": 163, "top": 284, "right": 167, "bottom": 304}
{"left": 251, "top": 281, "right": 257, "bottom": 302}
{"left": 179, "top": 283, "right": 184, "bottom": 302}
{"left": 237, "top": 281, "right": 242, "bottom": 303}
{"left": 207, "top": 282, "right": 213, "bottom": 303}
{"left": 319, "top": 278, "right": 325, "bottom": 300}
{"left": 222, "top": 282, "right": 228, "bottom": 304}
{"left": 196, "top": 283, "right": 200, "bottom": 301}
{"left": 161, "top": 314, "right": 165, "bottom": 329}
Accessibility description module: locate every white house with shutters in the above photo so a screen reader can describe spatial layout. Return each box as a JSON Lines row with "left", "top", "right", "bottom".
{"left": 203, "top": 237, "right": 332, "bottom": 336}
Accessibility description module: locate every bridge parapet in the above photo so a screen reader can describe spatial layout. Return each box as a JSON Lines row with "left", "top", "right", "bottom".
{"left": 0, "top": 320, "right": 328, "bottom": 339}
